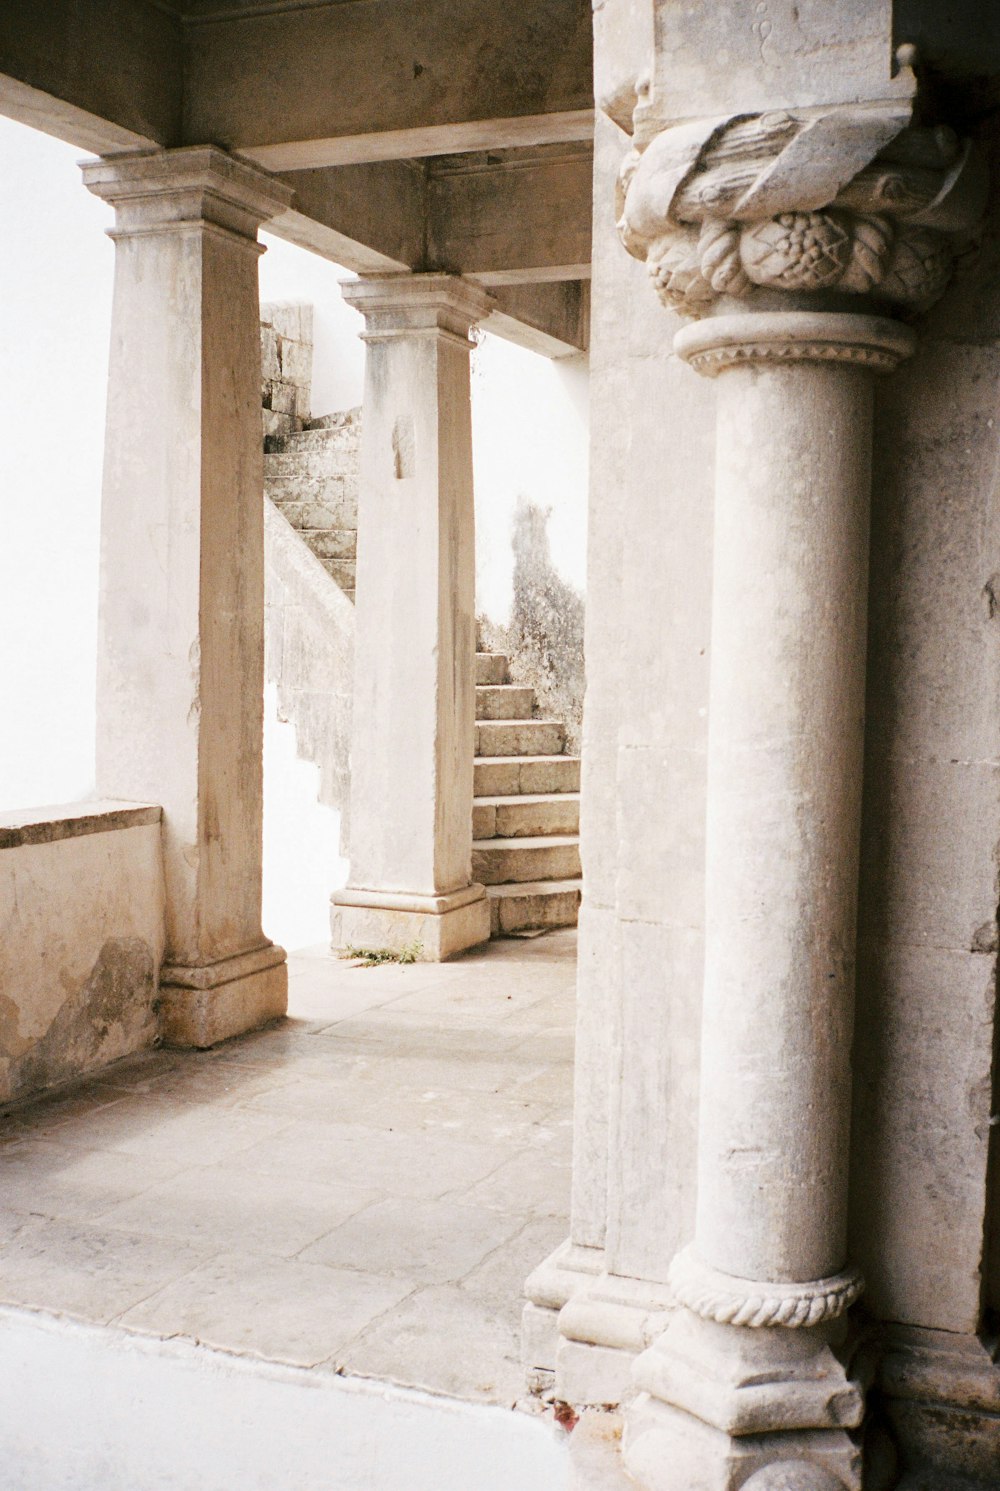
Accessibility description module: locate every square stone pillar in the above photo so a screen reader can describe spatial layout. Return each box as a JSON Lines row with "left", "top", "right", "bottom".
{"left": 82, "top": 147, "right": 294, "bottom": 1047}
{"left": 331, "top": 274, "right": 494, "bottom": 961}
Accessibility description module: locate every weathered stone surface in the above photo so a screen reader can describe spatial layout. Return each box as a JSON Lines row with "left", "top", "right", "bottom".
{"left": 475, "top": 684, "right": 535, "bottom": 721}
{"left": 83, "top": 147, "right": 291, "bottom": 1047}
{"left": 480, "top": 497, "right": 586, "bottom": 753}
{"left": 0, "top": 813, "right": 165, "bottom": 1105}
{"left": 473, "top": 835, "right": 581, "bottom": 886}
{"left": 476, "top": 720, "right": 566, "bottom": 757}
{"left": 474, "top": 755, "right": 581, "bottom": 796}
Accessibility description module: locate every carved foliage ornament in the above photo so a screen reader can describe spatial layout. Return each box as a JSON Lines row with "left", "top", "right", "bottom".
{"left": 618, "top": 105, "right": 988, "bottom": 318}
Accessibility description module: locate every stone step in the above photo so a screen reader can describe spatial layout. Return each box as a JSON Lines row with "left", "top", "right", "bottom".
{"left": 475, "top": 720, "right": 566, "bottom": 758}
{"left": 266, "top": 472, "right": 357, "bottom": 508}
{"left": 303, "top": 409, "right": 361, "bottom": 432}
{"left": 473, "top": 793, "right": 580, "bottom": 840}
{"left": 265, "top": 447, "right": 358, "bottom": 477}
{"left": 268, "top": 496, "right": 356, "bottom": 532}
{"left": 474, "top": 755, "right": 580, "bottom": 796}
{"left": 303, "top": 528, "right": 357, "bottom": 561}
{"left": 318, "top": 556, "right": 356, "bottom": 590}
{"left": 475, "top": 652, "right": 509, "bottom": 686}
{"left": 475, "top": 684, "right": 535, "bottom": 721}
{"left": 271, "top": 426, "right": 360, "bottom": 454}
{"left": 487, "top": 878, "right": 582, "bottom": 937}
{"left": 472, "top": 835, "right": 581, "bottom": 885}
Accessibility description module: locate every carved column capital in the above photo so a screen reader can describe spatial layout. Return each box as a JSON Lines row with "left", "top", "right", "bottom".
{"left": 617, "top": 105, "right": 988, "bottom": 318}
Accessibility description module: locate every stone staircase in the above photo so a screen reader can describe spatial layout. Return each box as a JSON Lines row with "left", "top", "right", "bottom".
{"left": 264, "top": 385, "right": 583, "bottom": 940}
{"left": 474, "top": 649, "right": 582, "bottom": 936}
{"left": 264, "top": 409, "right": 360, "bottom": 602}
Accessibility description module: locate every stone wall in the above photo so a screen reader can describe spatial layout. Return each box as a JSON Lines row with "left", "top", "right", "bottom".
{"left": 479, "top": 498, "right": 585, "bottom": 752}
{"left": 0, "top": 803, "right": 165, "bottom": 1106}
{"left": 261, "top": 301, "right": 313, "bottom": 445}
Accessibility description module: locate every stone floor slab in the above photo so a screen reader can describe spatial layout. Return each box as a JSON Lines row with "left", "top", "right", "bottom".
{"left": 299, "top": 1196, "right": 525, "bottom": 1284}
{"left": 96, "top": 1163, "right": 381, "bottom": 1258}
{"left": 0, "top": 1218, "right": 209, "bottom": 1323}
{"left": 118, "top": 1250, "right": 414, "bottom": 1367}
{"left": 0, "top": 927, "right": 576, "bottom": 1408}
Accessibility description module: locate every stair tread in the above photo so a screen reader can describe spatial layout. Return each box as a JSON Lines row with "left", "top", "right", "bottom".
{"left": 475, "top": 754, "right": 580, "bottom": 766}
{"left": 472, "top": 834, "right": 579, "bottom": 850}
{"left": 486, "top": 878, "right": 582, "bottom": 897}
{"left": 474, "top": 793, "right": 580, "bottom": 807}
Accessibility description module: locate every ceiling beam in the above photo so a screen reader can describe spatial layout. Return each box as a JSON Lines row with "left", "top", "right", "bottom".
{"left": 483, "top": 281, "right": 590, "bottom": 358}
{"left": 0, "top": 0, "right": 181, "bottom": 152}
{"left": 184, "top": 0, "right": 593, "bottom": 167}
{"left": 264, "top": 160, "right": 424, "bottom": 274}
{"left": 267, "top": 144, "right": 593, "bottom": 285}
{"left": 427, "top": 147, "right": 592, "bottom": 284}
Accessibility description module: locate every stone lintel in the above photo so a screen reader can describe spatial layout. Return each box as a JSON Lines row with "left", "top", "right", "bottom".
{"left": 81, "top": 146, "right": 294, "bottom": 241}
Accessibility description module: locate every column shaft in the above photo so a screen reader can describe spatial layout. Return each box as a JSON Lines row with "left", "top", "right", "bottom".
{"left": 331, "top": 275, "right": 493, "bottom": 961}
{"left": 84, "top": 148, "right": 293, "bottom": 1046}
{"left": 698, "top": 357, "right": 872, "bottom": 1283}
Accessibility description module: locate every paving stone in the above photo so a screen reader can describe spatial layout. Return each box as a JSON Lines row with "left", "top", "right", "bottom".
{"left": 339, "top": 1282, "right": 525, "bottom": 1403}
{"left": 119, "top": 1250, "right": 413, "bottom": 1367}
{"left": 300, "top": 1197, "right": 524, "bottom": 1285}
{"left": 97, "top": 1163, "right": 379, "bottom": 1258}
{"left": 228, "top": 1121, "right": 511, "bottom": 1201}
{"left": 46, "top": 1094, "right": 294, "bottom": 1165}
{"left": 0, "top": 1217, "right": 209, "bottom": 1323}
{"left": 0, "top": 1138, "right": 186, "bottom": 1222}
{"left": 459, "top": 1149, "right": 572, "bottom": 1219}
{"left": 0, "top": 929, "right": 576, "bottom": 1407}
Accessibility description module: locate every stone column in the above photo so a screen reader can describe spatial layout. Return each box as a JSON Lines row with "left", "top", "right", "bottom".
{"left": 82, "top": 147, "right": 294, "bottom": 1048}
{"left": 331, "top": 274, "right": 494, "bottom": 961}
{"left": 607, "top": 94, "right": 985, "bottom": 1491}
{"left": 625, "top": 312, "right": 913, "bottom": 1491}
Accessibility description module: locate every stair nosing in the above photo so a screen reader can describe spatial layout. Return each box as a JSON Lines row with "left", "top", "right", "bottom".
{"left": 472, "top": 834, "right": 580, "bottom": 850}
{"left": 473, "top": 792, "right": 581, "bottom": 806}
{"left": 486, "top": 878, "right": 583, "bottom": 897}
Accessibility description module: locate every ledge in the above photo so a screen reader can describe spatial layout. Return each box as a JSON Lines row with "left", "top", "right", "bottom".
{"left": 0, "top": 800, "right": 162, "bottom": 850}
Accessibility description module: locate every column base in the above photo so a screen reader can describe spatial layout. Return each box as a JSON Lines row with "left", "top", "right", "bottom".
{"left": 159, "top": 943, "right": 287, "bottom": 1048}
{"left": 330, "top": 884, "right": 490, "bottom": 961}
{"left": 557, "top": 1270, "right": 676, "bottom": 1407}
{"left": 522, "top": 1240, "right": 605, "bottom": 1390}
{"left": 623, "top": 1308, "right": 865, "bottom": 1491}
{"left": 625, "top": 1398, "right": 861, "bottom": 1491}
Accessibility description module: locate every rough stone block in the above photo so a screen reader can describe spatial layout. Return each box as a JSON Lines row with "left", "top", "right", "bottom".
{"left": 472, "top": 835, "right": 581, "bottom": 885}
{"left": 475, "top": 685, "right": 535, "bottom": 721}
{"left": 476, "top": 720, "right": 566, "bottom": 757}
